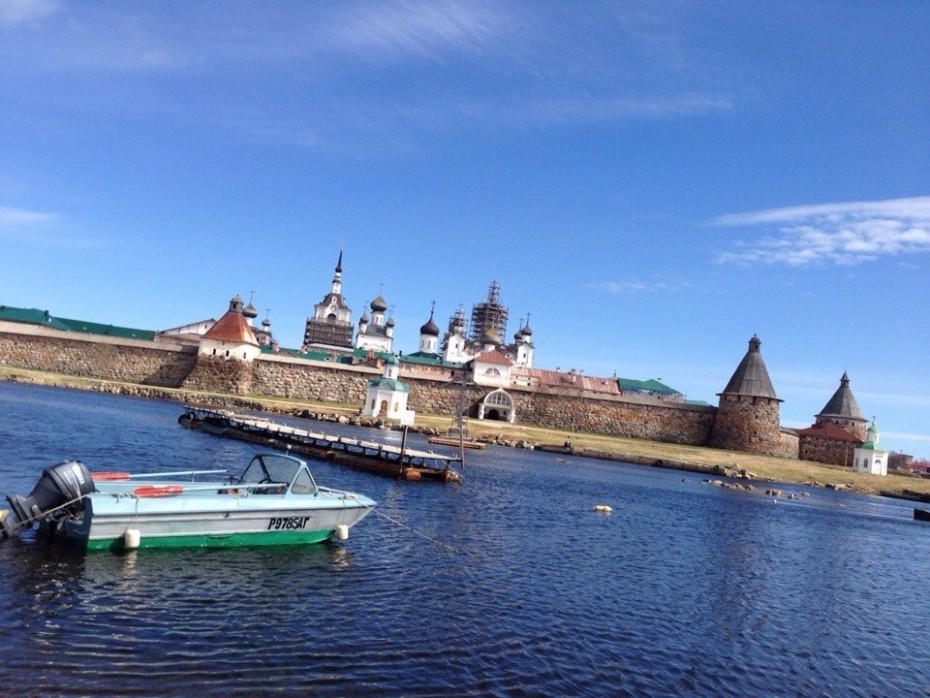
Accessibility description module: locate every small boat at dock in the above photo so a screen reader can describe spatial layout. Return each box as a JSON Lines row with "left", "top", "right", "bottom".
{"left": 0, "top": 452, "right": 375, "bottom": 551}
{"left": 179, "top": 406, "right": 461, "bottom": 482}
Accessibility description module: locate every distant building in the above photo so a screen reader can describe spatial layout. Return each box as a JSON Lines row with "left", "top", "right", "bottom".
{"left": 469, "top": 280, "right": 508, "bottom": 343}
{"left": 417, "top": 304, "right": 440, "bottom": 356}
{"left": 362, "top": 355, "right": 414, "bottom": 425}
{"left": 434, "top": 283, "right": 534, "bottom": 369}
{"left": 441, "top": 305, "right": 469, "bottom": 364}
{"left": 198, "top": 295, "right": 261, "bottom": 362}
{"left": 708, "top": 335, "right": 786, "bottom": 456}
{"left": 303, "top": 251, "right": 354, "bottom": 350}
{"left": 797, "top": 373, "right": 867, "bottom": 466}
{"left": 355, "top": 293, "right": 394, "bottom": 353}
{"left": 853, "top": 420, "right": 889, "bottom": 476}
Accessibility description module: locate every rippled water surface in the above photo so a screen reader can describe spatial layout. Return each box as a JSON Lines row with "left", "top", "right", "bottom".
{"left": 1, "top": 382, "right": 929, "bottom": 697}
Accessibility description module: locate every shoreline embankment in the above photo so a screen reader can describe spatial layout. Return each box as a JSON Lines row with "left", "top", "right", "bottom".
{"left": 2, "top": 366, "right": 929, "bottom": 502}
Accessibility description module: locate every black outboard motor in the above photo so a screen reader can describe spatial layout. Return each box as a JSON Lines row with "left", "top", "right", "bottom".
{"left": 1, "top": 460, "right": 95, "bottom": 538}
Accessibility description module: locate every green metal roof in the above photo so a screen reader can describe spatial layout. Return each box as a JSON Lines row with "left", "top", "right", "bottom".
{"left": 617, "top": 377, "right": 679, "bottom": 395}
{"left": 366, "top": 377, "right": 409, "bottom": 392}
{"left": 55, "top": 316, "right": 155, "bottom": 340}
{"left": 0, "top": 305, "right": 153, "bottom": 339}
{"left": 0, "top": 305, "right": 72, "bottom": 330}
{"left": 400, "top": 351, "right": 460, "bottom": 367}
{"left": 858, "top": 441, "right": 887, "bottom": 453}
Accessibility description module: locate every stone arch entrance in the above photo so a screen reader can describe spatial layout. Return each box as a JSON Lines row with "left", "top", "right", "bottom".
{"left": 478, "top": 389, "right": 516, "bottom": 423}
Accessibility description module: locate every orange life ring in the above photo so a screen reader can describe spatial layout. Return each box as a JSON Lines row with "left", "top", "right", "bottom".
{"left": 132, "top": 485, "right": 184, "bottom": 497}
{"left": 91, "top": 471, "right": 131, "bottom": 481}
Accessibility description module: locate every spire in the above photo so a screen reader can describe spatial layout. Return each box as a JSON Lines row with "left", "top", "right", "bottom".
{"left": 331, "top": 251, "right": 344, "bottom": 295}
{"left": 719, "top": 334, "right": 780, "bottom": 400}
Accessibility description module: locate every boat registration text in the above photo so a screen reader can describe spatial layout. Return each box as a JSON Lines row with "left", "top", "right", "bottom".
{"left": 268, "top": 516, "right": 311, "bottom": 530}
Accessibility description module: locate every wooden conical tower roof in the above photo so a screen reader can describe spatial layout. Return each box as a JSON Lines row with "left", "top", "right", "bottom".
{"left": 718, "top": 334, "right": 780, "bottom": 401}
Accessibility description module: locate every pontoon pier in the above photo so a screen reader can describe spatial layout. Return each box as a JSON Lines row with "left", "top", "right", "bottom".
{"left": 179, "top": 406, "right": 461, "bottom": 482}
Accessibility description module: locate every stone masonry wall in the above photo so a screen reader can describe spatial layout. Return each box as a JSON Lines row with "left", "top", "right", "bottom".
{"left": 708, "top": 395, "right": 784, "bottom": 456}
{"left": 777, "top": 430, "right": 800, "bottom": 460}
{"left": 402, "top": 379, "right": 715, "bottom": 445}
{"left": 799, "top": 435, "right": 857, "bottom": 466}
{"left": 512, "top": 389, "right": 715, "bottom": 444}
{"left": 181, "top": 355, "right": 254, "bottom": 395}
{"left": 1, "top": 325, "right": 809, "bottom": 458}
{"left": 0, "top": 322, "right": 196, "bottom": 387}
{"left": 251, "top": 355, "right": 374, "bottom": 404}
{"left": 248, "top": 356, "right": 718, "bottom": 446}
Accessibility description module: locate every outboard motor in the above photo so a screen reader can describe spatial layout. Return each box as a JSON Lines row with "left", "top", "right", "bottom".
{"left": 1, "top": 460, "right": 95, "bottom": 539}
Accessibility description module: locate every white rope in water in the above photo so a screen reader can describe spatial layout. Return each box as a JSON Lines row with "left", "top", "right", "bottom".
{"left": 368, "top": 507, "right": 459, "bottom": 554}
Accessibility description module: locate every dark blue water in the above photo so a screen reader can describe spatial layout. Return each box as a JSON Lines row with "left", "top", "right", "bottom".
{"left": 1, "top": 382, "right": 929, "bottom": 697}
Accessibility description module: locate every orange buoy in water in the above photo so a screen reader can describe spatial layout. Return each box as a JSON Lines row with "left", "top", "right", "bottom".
{"left": 91, "top": 471, "right": 131, "bottom": 481}
{"left": 132, "top": 484, "right": 184, "bottom": 497}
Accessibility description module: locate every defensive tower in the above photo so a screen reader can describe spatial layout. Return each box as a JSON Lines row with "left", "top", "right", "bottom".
{"left": 708, "top": 334, "right": 784, "bottom": 456}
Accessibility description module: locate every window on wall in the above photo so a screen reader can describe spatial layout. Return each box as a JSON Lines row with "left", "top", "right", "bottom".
{"left": 485, "top": 368, "right": 501, "bottom": 377}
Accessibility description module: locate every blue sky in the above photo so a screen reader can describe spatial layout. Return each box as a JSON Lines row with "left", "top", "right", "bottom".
{"left": 2, "top": 1, "right": 928, "bottom": 458}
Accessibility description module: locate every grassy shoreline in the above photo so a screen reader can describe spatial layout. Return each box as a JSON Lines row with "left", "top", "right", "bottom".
{"left": 3, "top": 364, "right": 928, "bottom": 500}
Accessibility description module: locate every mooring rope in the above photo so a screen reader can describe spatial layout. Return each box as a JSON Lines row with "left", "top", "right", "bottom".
{"left": 372, "top": 508, "right": 459, "bottom": 553}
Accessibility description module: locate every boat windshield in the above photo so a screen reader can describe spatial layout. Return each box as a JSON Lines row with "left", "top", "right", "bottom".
{"left": 238, "top": 454, "right": 310, "bottom": 493}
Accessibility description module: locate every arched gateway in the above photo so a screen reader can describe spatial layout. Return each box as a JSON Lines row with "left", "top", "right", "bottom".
{"left": 478, "top": 389, "right": 515, "bottom": 423}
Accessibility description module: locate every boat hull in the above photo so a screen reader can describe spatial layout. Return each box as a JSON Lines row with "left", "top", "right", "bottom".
{"left": 55, "top": 492, "right": 374, "bottom": 551}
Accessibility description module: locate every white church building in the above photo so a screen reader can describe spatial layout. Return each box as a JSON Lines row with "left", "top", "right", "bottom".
{"left": 852, "top": 420, "right": 889, "bottom": 476}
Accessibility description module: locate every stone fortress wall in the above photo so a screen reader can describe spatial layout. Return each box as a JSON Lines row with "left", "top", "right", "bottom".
{"left": 0, "top": 321, "right": 725, "bottom": 449}
{"left": 0, "top": 321, "right": 196, "bottom": 387}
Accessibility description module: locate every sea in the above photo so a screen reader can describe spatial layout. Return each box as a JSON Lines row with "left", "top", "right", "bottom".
{"left": 1, "top": 381, "right": 929, "bottom": 697}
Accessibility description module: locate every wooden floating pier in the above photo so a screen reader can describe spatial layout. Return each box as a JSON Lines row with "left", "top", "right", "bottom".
{"left": 178, "top": 406, "right": 461, "bottom": 482}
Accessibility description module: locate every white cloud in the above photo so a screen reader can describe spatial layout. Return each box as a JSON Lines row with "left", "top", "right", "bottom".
{"left": 333, "top": 0, "right": 509, "bottom": 61}
{"left": 884, "top": 431, "right": 930, "bottom": 444}
{"left": 0, "top": 205, "right": 103, "bottom": 249}
{"left": 713, "top": 196, "right": 930, "bottom": 266}
{"left": 0, "top": 0, "right": 60, "bottom": 26}
{"left": 0, "top": 205, "right": 57, "bottom": 227}
{"left": 590, "top": 279, "right": 697, "bottom": 295}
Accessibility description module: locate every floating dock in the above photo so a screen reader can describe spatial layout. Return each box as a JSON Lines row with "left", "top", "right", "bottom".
{"left": 179, "top": 406, "right": 461, "bottom": 482}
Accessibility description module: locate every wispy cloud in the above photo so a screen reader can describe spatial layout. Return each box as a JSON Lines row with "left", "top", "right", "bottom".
{"left": 333, "top": 0, "right": 509, "bottom": 61}
{"left": 494, "top": 92, "right": 732, "bottom": 126}
{"left": 0, "top": 0, "right": 60, "bottom": 26}
{"left": 590, "top": 279, "right": 693, "bottom": 295}
{"left": 0, "top": 205, "right": 101, "bottom": 249}
{"left": 884, "top": 431, "right": 930, "bottom": 445}
{"left": 713, "top": 196, "right": 930, "bottom": 266}
{"left": 0, "top": 205, "right": 57, "bottom": 227}
{"left": 0, "top": 2, "right": 740, "bottom": 156}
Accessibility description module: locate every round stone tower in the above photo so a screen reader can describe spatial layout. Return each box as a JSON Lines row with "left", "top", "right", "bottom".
{"left": 814, "top": 371, "right": 868, "bottom": 440}
{"left": 708, "top": 335, "right": 784, "bottom": 455}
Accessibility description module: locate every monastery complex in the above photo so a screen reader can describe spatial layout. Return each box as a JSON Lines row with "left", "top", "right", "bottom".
{"left": 0, "top": 252, "right": 892, "bottom": 474}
